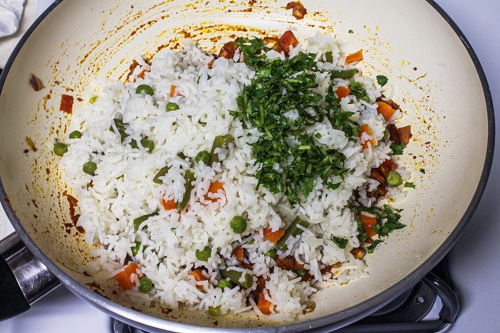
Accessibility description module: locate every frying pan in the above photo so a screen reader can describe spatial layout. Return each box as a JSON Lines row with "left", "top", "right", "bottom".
{"left": 0, "top": 0, "right": 494, "bottom": 332}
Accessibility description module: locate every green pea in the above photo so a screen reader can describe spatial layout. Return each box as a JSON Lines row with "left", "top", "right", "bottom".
{"left": 166, "top": 102, "right": 179, "bottom": 111}
{"left": 136, "top": 84, "right": 154, "bottom": 95}
{"left": 139, "top": 277, "right": 153, "bottom": 292}
{"left": 53, "top": 142, "right": 68, "bottom": 156}
{"left": 230, "top": 216, "right": 247, "bottom": 234}
{"left": 83, "top": 161, "right": 97, "bottom": 175}
{"left": 195, "top": 150, "right": 210, "bottom": 165}
{"left": 208, "top": 305, "right": 222, "bottom": 316}
{"left": 195, "top": 246, "right": 211, "bottom": 262}
{"left": 89, "top": 96, "right": 98, "bottom": 104}
{"left": 216, "top": 279, "right": 233, "bottom": 289}
{"left": 386, "top": 171, "right": 402, "bottom": 187}
{"left": 131, "top": 241, "right": 141, "bottom": 256}
{"left": 69, "top": 130, "right": 82, "bottom": 139}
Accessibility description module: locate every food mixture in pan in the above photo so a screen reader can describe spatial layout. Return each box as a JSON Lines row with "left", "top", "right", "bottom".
{"left": 57, "top": 30, "right": 412, "bottom": 319}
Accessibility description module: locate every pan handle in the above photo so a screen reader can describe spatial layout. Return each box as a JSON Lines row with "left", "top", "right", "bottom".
{"left": 0, "top": 232, "right": 60, "bottom": 321}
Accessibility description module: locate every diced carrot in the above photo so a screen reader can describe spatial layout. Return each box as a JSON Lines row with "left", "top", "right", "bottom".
{"left": 60, "top": 94, "right": 74, "bottom": 114}
{"left": 264, "top": 36, "right": 279, "bottom": 45}
{"left": 160, "top": 198, "right": 177, "bottom": 210}
{"left": 359, "top": 124, "right": 377, "bottom": 148}
{"left": 377, "top": 159, "right": 398, "bottom": 179}
{"left": 286, "top": 1, "right": 307, "bottom": 20}
{"left": 233, "top": 246, "right": 245, "bottom": 261}
{"left": 376, "top": 101, "right": 395, "bottom": 121}
{"left": 169, "top": 85, "right": 177, "bottom": 97}
{"left": 204, "top": 182, "right": 225, "bottom": 202}
{"left": 257, "top": 289, "right": 273, "bottom": 315}
{"left": 275, "top": 256, "right": 303, "bottom": 271}
{"left": 370, "top": 169, "right": 386, "bottom": 184}
{"left": 263, "top": 36, "right": 283, "bottom": 53}
{"left": 397, "top": 125, "right": 412, "bottom": 145}
{"left": 191, "top": 268, "right": 208, "bottom": 290}
{"left": 278, "top": 30, "right": 298, "bottom": 55}
{"left": 271, "top": 41, "right": 284, "bottom": 54}
{"left": 218, "top": 41, "right": 237, "bottom": 59}
{"left": 381, "top": 159, "right": 398, "bottom": 172}
{"left": 242, "top": 262, "right": 254, "bottom": 270}
{"left": 191, "top": 268, "right": 207, "bottom": 281}
{"left": 263, "top": 227, "right": 286, "bottom": 244}
{"left": 345, "top": 49, "right": 363, "bottom": 64}
{"left": 336, "top": 86, "right": 350, "bottom": 101}
{"left": 169, "top": 84, "right": 184, "bottom": 97}
{"left": 114, "top": 262, "right": 141, "bottom": 290}
{"left": 351, "top": 247, "right": 366, "bottom": 259}
{"left": 387, "top": 123, "right": 401, "bottom": 144}
{"left": 359, "top": 212, "right": 378, "bottom": 238}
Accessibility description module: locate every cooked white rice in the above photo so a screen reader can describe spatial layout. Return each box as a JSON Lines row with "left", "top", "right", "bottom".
{"left": 59, "top": 31, "right": 408, "bottom": 319}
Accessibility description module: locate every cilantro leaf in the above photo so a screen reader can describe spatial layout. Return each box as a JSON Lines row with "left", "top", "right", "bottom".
{"left": 331, "top": 236, "right": 349, "bottom": 249}
{"left": 404, "top": 182, "right": 416, "bottom": 189}
{"left": 348, "top": 81, "right": 370, "bottom": 102}
{"left": 390, "top": 142, "right": 406, "bottom": 155}
{"left": 356, "top": 205, "right": 405, "bottom": 251}
{"left": 367, "top": 240, "right": 384, "bottom": 253}
{"left": 376, "top": 75, "right": 389, "bottom": 87}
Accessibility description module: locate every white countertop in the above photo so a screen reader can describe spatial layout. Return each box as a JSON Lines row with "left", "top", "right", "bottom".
{"left": 1, "top": 1, "right": 499, "bottom": 332}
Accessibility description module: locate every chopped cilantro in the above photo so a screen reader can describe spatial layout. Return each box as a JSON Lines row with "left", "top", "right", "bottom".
{"left": 404, "top": 182, "right": 416, "bottom": 189}
{"left": 376, "top": 75, "right": 389, "bottom": 87}
{"left": 231, "top": 35, "right": 408, "bottom": 258}
{"left": 420, "top": 168, "right": 426, "bottom": 174}
{"left": 379, "top": 222, "right": 405, "bottom": 237}
{"left": 357, "top": 204, "right": 405, "bottom": 239}
{"left": 366, "top": 240, "right": 384, "bottom": 253}
{"left": 348, "top": 81, "right": 370, "bottom": 102}
{"left": 296, "top": 268, "right": 307, "bottom": 277}
{"left": 390, "top": 142, "right": 406, "bottom": 155}
{"left": 331, "top": 236, "right": 348, "bottom": 249}
{"left": 234, "top": 37, "right": 270, "bottom": 68}
{"left": 232, "top": 36, "right": 359, "bottom": 204}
